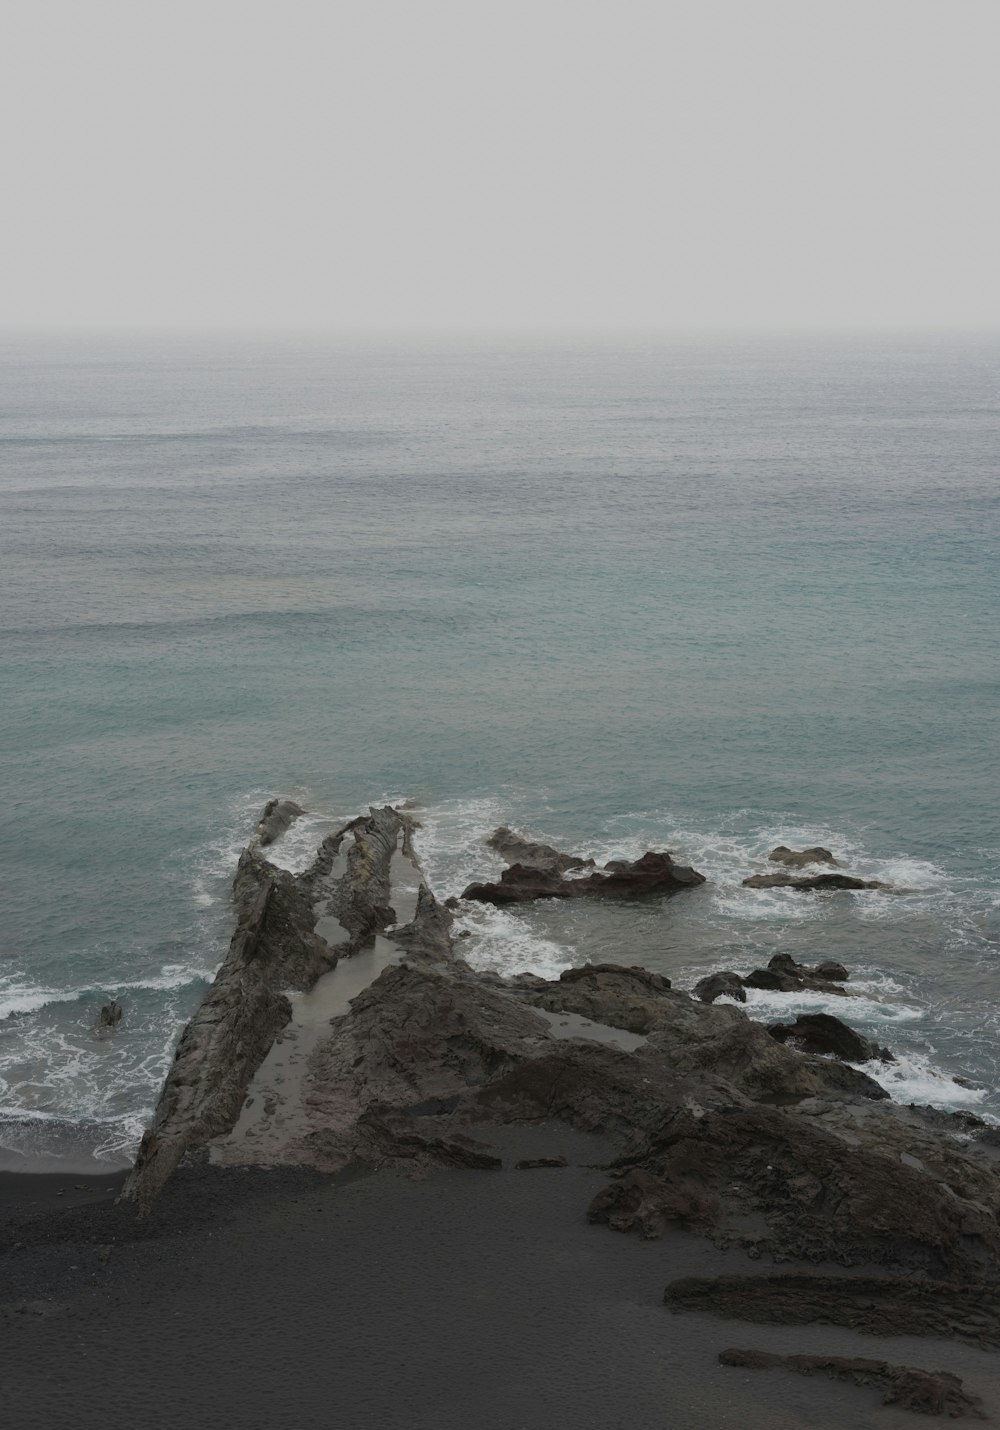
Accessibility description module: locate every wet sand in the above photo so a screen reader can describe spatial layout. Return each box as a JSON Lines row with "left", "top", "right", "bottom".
{"left": 4, "top": 1125, "right": 999, "bottom": 1430}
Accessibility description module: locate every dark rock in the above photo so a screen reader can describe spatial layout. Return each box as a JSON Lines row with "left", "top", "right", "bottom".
{"left": 743, "top": 872, "right": 889, "bottom": 891}
{"left": 462, "top": 851, "right": 706, "bottom": 906}
{"left": 743, "top": 953, "right": 854, "bottom": 996}
{"left": 97, "top": 998, "right": 123, "bottom": 1030}
{"left": 692, "top": 972, "right": 746, "bottom": 1004}
{"left": 718, "top": 1349, "right": 986, "bottom": 1419}
{"left": 515, "top": 1156, "right": 568, "bottom": 1170}
{"left": 768, "top": 845, "right": 839, "bottom": 868}
{"left": 666, "top": 1273, "right": 1000, "bottom": 1350}
{"left": 486, "top": 826, "right": 594, "bottom": 874}
{"left": 518, "top": 963, "right": 673, "bottom": 1034}
{"left": 254, "top": 798, "right": 306, "bottom": 846}
{"left": 768, "top": 1013, "right": 894, "bottom": 1064}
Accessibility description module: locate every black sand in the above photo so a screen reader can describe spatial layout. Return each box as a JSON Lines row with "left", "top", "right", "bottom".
{"left": 4, "top": 1126, "right": 999, "bottom": 1429}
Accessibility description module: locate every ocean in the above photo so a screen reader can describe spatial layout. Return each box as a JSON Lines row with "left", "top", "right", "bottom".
{"left": 2, "top": 328, "right": 998, "bottom": 1165}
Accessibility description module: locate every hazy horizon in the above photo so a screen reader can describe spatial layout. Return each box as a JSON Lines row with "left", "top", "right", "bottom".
{"left": 4, "top": 0, "right": 999, "bottom": 333}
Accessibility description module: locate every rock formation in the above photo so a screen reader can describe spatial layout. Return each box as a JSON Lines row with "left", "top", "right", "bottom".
{"left": 768, "top": 1012, "right": 894, "bottom": 1064}
{"left": 743, "top": 871, "right": 889, "bottom": 891}
{"left": 462, "top": 851, "right": 706, "bottom": 905}
{"left": 122, "top": 798, "right": 1000, "bottom": 1380}
{"left": 485, "top": 826, "right": 594, "bottom": 873}
{"left": 768, "top": 844, "right": 839, "bottom": 868}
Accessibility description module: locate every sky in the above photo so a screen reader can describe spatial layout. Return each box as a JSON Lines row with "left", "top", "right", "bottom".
{"left": 3, "top": 0, "right": 999, "bottom": 331}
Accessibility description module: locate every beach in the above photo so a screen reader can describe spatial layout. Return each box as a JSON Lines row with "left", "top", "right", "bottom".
{"left": 6, "top": 1140, "right": 1000, "bottom": 1430}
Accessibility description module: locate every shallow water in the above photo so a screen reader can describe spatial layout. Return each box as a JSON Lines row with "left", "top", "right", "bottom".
{"left": 1, "top": 329, "right": 998, "bottom": 1157}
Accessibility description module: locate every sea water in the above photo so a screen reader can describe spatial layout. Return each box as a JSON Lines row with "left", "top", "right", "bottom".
{"left": 1, "top": 329, "right": 998, "bottom": 1162}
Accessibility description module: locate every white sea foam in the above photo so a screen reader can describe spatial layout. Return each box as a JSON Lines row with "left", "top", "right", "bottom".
{"left": 856, "top": 1051, "right": 989, "bottom": 1112}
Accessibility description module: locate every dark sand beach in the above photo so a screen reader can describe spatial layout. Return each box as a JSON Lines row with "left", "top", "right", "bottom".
{"left": 4, "top": 1133, "right": 1000, "bottom": 1430}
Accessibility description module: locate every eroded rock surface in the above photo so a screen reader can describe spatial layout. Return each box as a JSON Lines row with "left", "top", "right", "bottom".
{"left": 718, "top": 1348, "right": 986, "bottom": 1418}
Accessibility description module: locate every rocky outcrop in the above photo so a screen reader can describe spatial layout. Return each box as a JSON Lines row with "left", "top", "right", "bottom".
{"left": 744, "top": 872, "right": 889, "bottom": 891}
{"left": 768, "top": 1013, "right": 894, "bottom": 1064}
{"left": 486, "top": 826, "right": 594, "bottom": 873}
{"left": 121, "top": 805, "right": 427, "bottom": 1212}
{"left": 768, "top": 845, "right": 839, "bottom": 868}
{"left": 122, "top": 799, "right": 1000, "bottom": 1339}
{"left": 742, "top": 953, "right": 853, "bottom": 995}
{"left": 253, "top": 798, "right": 306, "bottom": 846}
{"left": 462, "top": 851, "right": 706, "bottom": 906}
{"left": 692, "top": 971, "right": 746, "bottom": 1004}
{"left": 717, "top": 1349, "right": 986, "bottom": 1418}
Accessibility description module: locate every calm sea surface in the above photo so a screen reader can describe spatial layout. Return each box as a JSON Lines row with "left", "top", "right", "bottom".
{"left": 1, "top": 330, "right": 998, "bottom": 1161}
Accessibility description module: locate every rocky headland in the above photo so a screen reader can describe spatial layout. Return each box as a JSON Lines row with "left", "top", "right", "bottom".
{"left": 8, "top": 804, "right": 1000, "bottom": 1426}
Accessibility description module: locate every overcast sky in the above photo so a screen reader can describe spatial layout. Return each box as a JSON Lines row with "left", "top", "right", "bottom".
{"left": 3, "top": 0, "right": 998, "bottom": 331}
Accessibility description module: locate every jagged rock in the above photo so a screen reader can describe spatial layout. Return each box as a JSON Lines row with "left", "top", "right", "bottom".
{"left": 462, "top": 851, "right": 706, "bottom": 906}
{"left": 768, "top": 845, "right": 839, "bottom": 868}
{"left": 666, "top": 1273, "right": 1000, "bottom": 1349}
{"left": 121, "top": 805, "right": 419, "bottom": 1211}
{"left": 743, "top": 953, "right": 854, "bottom": 996}
{"left": 486, "top": 826, "right": 594, "bottom": 873}
{"left": 692, "top": 972, "right": 746, "bottom": 1004}
{"left": 768, "top": 1013, "right": 894, "bottom": 1064}
{"left": 717, "top": 1349, "right": 986, "bottom": 1418}
{"left": 253, "top": 798, "right": 306, "bottom": 846}
{"left": 515, "top": 1156, "right": 568, "bottom": 1170}
{"left": 744, "top": 872, "right": 889, "bottom": 891}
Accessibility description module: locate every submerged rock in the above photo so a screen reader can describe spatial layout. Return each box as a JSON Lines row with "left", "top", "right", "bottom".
{"left": 743, "top": 872, "right": 889, "bottom": 891}
{"left": 462, "top": 851, "right": 706, "bottom": 905}
{"left": 768, "top": 845, "right": 839, "bottom": 868}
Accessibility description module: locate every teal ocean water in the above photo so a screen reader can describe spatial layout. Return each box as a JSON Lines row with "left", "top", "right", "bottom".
{"left": 2, "top": 330, "right": 998, "bottom": 1162}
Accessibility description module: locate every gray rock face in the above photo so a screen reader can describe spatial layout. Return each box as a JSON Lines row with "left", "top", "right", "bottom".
{"left": 486, "top": 826, "right": 594, "bottom": 874}
{"left": 122, "top": 804, "right": 438, "bottom": 1212}
{"left": 253, "top": 798, "right": 306, "bottom": 846}
{"left": 768, "top": 844, "right": 839, "bottom": 868}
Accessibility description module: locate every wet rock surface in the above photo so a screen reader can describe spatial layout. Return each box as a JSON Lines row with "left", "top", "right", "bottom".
{"left": 768, "top": 1013, "right": 895, "bottom": 1064}
{"left": 692, "top": 971, "right": 746, "bottom": 1004}
{"left": 461, "top": 850, "right": 706, "bottom": 905}
{"left": 768, "top": 845, "right": 840, "bottom": 868}
{"left": 744, "top": 871, "right": 890, "bottom": 891}
{"left": 718, "top": 1348, "right": 987, "bottom": 1418}
{"left": 742, "top": 952, "right": 855, "bottom": 996}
